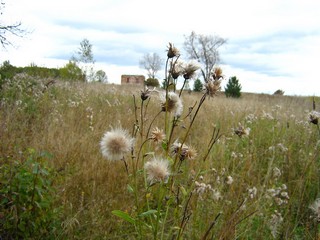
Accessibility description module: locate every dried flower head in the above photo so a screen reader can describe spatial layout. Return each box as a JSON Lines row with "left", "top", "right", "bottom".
{"left": 234, "top": 123, "right": 251, "bottom": 138}
{"left": 309, "top": 198, "right": 320, "bottom": 222}
{"left": 144, "top": 158, "right": 170, "bottom": 183}
{"left": 167, "top": 42, "right": 180, "bottom": 58}
{"left": 170, "top": 60, "right": 184, "bottom": 79}
{"left": 160, "top": 91, "right": 183, "bottom": 117}
{"left": 309, "top": 111, "right": 320, "bottom": 125}
{"left": 150, "top": 127, "right": 165, "bottom": 143}
{"left": 212, "top": 67, "right": 223, "bottom": 80}
{"left": 100, "top": 128, "right": 134, "bottom": 161}
{"left": 141, "top": 87, "right": 152, "bottom": 101}
{"left": 185, "top": 145, "right": 197, "bottom": 160}
{"left": 182, "top": 60, "right": 201, "bottom": 80}
{"left": 204, "top": 79, "right": 222, "bottom": 97}
{"left": 171, "top": 140, "right": 197, "bottom": 161}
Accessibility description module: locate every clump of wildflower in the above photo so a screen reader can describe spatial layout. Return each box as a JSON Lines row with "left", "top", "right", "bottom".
{"left": 309, "top": 110, "right": 320, "bottom": 125}
{"left": 160, "top": 91, "right": 183, "bottom": 117}
{"left": 309, "top": 198, "right": 320, "bottom": 222}
{"left": 167, "top": 42, "right": 180, "bottom": 58}
{"left": 171, "top": 140, "right": 197, "bottom": 161}
{"left": 262, "top": 111, "right": 274, "bottom": 120}
{"left": 226, "top": 176, "right": 234, "bottom": 185}
{"left": 212, "top": 189, "right": 222, "bottom": 201}
{"left": 100, "top": 128, "right": 134, "bottom": 161}
{"left": 245, "top": 113, "right": 257, "bottom": 124}
{"left": 272, "top": 167, "right": 282, "bottom": 179}
{"left": 248, "top": 187, "right": 257, "bottom": 199}
{"left": 150, "top": 127, "right": 165, "bottom": 143}
{"left": 182, "top": 60, "right": 201, "bottom": 80}
{"left": 277, "top": 143, "right": 288, "bottom": 152}
{"left": 144, "top": 158, "right": 170, "bottom": 184}
{"left": 234, "top": 123, "right": 251, "bottom": 138}
{"left": 266, "top": 184, "right": 289, "bottom": 206}
{"left": 269, "top": 210, "right": 283, "bottom": 238}
{"left": 194, "top": 181, "right": 212, "bottom": 196}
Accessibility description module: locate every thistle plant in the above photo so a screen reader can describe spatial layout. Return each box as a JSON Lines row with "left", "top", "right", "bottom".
{"left": 99, "top": 42, "right": 260, "bottom": 239}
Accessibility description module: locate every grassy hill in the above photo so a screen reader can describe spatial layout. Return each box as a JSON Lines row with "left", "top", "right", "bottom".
{"left": 1, "top": 75, "right": 320, "bottom": 239}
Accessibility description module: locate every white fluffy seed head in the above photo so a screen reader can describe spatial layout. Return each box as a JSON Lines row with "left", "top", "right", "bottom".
{"left": 100, "top": 128, "right": 134, "bottom": 161}
{"left": 144, "top": 158, "right": 170, "bottom": 184}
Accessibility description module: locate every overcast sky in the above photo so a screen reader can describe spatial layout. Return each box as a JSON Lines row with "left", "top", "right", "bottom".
{"left": 1, "top": 0, "right": 319, "bottom": 96}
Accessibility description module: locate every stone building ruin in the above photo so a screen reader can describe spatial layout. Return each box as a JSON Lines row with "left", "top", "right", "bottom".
{"left": 121, "top": 75, "right": 145, "bottom": 85}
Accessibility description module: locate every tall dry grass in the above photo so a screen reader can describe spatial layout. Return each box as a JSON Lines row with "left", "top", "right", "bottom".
{"left": 1, "top": 75, "right": 320, "bottom": 239}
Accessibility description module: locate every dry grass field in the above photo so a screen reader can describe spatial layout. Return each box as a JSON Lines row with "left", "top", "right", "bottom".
{"left": 1, "top": 75, "right": 320, "bottom": 239}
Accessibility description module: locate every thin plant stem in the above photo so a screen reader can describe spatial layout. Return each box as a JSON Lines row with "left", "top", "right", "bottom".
{"left": 146, "top": 110, "right": 162, "bottom": 139}
{"left": 140, "top": 99, "right": 144, "bottom": 138}
{"left": 179, "top": 78, "right": 187, "bottom": 97}
{"left": 201, "top": 212, "right": 221, "bottom": 240}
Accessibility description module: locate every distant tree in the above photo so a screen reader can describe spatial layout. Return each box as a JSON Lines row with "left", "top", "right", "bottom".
{"left": 225, "top": 76, "right": 242, "bottom": 98}
{"left": 184, "top": 31, "right": 226, "bottom": 82}
{"left": 94, "top": 69, "right": 108, "bottom": 83}
{"left": 139, "top": 53, "right": 163, "bottom": 79}
{"left": 273, "top": 89, "right": 284, "bottom": 95}
{"left": 145, "top": 78, "right": 159, "bottom": 88}
{"left": 0, "top": 60, "right": 16, "bottom": 79}
{"left": 72, "top": 38, "right": 95, "bottom": 82}
{"left": 59, "top": 61, "right": 85, "bottom": 82}
{"left": 0, "top": 1, "right": 27, "bottom": 48}
{"left": 72, "top": 38, "right": 94, "bottom": 64}
{"left": 193, "top": 78, "right": 203, "bottom": 92}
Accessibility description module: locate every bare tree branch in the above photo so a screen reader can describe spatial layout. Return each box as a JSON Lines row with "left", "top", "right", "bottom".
{"left": 184, "top": 31, "right": 227, "bottom": 82}
{"left": 0, "top": 1, "right": 27, "bottom": 48}
{"left": 139, "top": 52, "right": 163, "bottom": 79}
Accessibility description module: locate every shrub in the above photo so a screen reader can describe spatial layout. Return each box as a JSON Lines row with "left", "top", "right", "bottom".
{"left": 59, "top": 61, "right": 85, "bottom": 82}
{"left": 0, "top": 149, "right": 62, "bottom": 239}
{"left": 145, "top": 78, "right": 160, "bottom": 88}
{"left": 224, "top": 76, "right": 242, "bottom": 98}
{"left": 273, "top": 89, "right": 285, "bottom": 95}
{"left": 193, "top": 78, "right": 203, "bottom": 92}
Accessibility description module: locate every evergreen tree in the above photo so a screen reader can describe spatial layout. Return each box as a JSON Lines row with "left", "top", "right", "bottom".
{"left": 224, "top": 76, "right": 242, "bottom": 98}
{"left": 193, "top": 79, "right": 203, "bottom": 92}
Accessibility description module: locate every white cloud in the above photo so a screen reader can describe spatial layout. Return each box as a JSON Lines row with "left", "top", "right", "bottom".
{"left": 1, "top": 0, "right": 320, "bottom": 96}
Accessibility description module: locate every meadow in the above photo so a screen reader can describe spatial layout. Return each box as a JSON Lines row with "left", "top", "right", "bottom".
{"left": 1, "top": 68, "right": 320, "bottom": 239}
